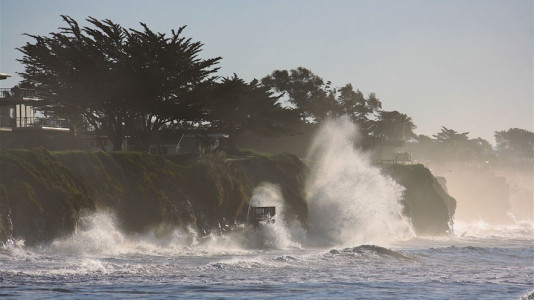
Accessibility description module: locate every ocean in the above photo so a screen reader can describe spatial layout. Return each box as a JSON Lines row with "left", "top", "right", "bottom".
{"left": 1, "top": 213, "right": 532, "bottom": 299}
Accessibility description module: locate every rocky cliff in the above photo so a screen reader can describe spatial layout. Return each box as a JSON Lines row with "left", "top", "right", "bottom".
{"left": 0, "top": 150, "right": 454, "bottom": 245}
{"left": 0, "top": 149, "right": 307, "bottom": 245}
{"left": 383, "top": 164, "right": 456, "bottom": 235}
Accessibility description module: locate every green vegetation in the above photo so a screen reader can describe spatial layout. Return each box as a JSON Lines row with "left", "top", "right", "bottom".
{"left": 0, "top": 149, "right": 91, "bottom": 243}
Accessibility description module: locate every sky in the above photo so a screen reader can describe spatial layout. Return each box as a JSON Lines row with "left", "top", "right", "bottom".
{"left": 1, "top": 0, "right": 532, "bottom": 143}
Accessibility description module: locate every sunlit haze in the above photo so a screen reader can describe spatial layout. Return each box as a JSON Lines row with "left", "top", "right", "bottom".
{"left": 0, "top": 0, "right": 532, "bottom": 143}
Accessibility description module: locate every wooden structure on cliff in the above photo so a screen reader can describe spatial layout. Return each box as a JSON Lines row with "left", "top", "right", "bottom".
{"left": 246, "top": 206, "right": 276, "bottom": 228}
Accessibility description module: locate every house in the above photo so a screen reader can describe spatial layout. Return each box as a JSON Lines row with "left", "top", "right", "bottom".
{"left": 0, "top": 77, "right": 72, "bottom": 149}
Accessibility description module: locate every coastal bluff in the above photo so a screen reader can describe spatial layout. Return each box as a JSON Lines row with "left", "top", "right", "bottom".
{"left": 0, "top": 149, "right": 307, "bottom": 245}
{"left": 0, "top": 149, "right": 454, "bottom": 245}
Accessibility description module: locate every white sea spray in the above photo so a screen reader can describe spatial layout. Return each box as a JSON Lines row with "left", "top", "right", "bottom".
{"left": 304, "top": 117, "right": 413, "bottom": 246}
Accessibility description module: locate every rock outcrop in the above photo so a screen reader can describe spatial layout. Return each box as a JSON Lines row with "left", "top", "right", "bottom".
{"left": 383, "top": 164, "right": 456, "bottom": 235}
{"left": 0, "top": 150, "right": 455, "bottom": 245}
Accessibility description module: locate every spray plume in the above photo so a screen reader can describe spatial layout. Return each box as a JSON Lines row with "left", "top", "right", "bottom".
{"left": 305, "top": 117, "right": 412, "bottom": 246}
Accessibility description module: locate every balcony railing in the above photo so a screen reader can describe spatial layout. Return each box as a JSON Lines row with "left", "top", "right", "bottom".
{"left": 0, "top": 117, "right": 69, "bottom": 129}
{"left": 0, "top": 88, "right": 40, "bottom": 100}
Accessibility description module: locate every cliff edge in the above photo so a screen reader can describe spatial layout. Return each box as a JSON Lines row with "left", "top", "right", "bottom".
{"left": 383, "top": 164, "right": 456, "bottom": 235}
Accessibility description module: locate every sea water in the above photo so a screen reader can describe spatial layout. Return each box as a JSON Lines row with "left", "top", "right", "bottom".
{"left": 1, "top": 118, "right": 532, "bottom": 299}
{"left": 0, "top": 215, "right": 532, "bottom": 299}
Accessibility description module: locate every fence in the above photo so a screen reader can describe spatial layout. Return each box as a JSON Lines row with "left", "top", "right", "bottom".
{"left": 0, "top": 116, "right": 69, "bottom": 129}
{"left": 0, "top": 88, "right": 39, "bottom": 100}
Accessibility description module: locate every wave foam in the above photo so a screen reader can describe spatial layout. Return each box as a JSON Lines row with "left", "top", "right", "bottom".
{"left": 305, "top": 117, "right": 413, "bottom": 247}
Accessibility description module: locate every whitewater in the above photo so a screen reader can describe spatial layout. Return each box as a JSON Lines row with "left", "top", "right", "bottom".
{"left": 1, "top": 118, "right": 532, "bottom": 299}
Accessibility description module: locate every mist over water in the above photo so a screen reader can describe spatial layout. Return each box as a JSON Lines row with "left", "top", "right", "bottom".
{"left": 427, "top": 161, "right": 533, "bottom": 227}
{"left": 305, "top": 117, "right": 413, "bottom": 246}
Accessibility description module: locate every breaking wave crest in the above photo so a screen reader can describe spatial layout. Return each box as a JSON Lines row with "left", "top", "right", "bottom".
{"left": 46, "top": 212, "right": 235, "bottom": 257}
{"left": 327, "top": 245, "right": 411, "bottom": 260}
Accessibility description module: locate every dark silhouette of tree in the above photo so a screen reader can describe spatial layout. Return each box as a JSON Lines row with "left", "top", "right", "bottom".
{"left": 433, "top": 127, "right": 469, "bottom": 144}
{"left": 206, "top": 75, "right": 301, "bottom": 148}
{"left": 370, "top": 110, "right": 416, "bottom": 142}
{"left": 406, "top": 129, "right": 495, "bottom": 163}
{"left": 261, "top": 68, "right": 383, "bottom": 134}
{"left": 336, "top": 84, "right": 382, "bottom": 132}
{"left": 495, "top": 128, "right": 534, "bottom": 163}
{"left": 430, "top": 127, "right": 494, "bottom": 161}
{"left": 18, "top": 16, "right": 221, "bottom": 150}
{"left": 261, "top": 67, "right": 335, "bottom": 122}
{"left": 432, "top": 127, "right": 471, "bottom": 160}
{"left": 468, "top": 137, "right": 495, "bottom": 162}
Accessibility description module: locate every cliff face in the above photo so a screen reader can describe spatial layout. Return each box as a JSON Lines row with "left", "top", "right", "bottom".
{"left": 0, "top": 149, "right": 92, "bottom": 244}
{"left": 383, "top": 164, "right": 456, "bottom": 235}
{"left": 0, "top": 150, "right": 454, "bottom": 245}
{"left": 0, "top": 149, "right": 308, "bottom": 245}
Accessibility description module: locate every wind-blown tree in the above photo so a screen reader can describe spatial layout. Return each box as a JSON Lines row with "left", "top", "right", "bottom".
{"left": 125, "top": 23, "right": 223, "bottom": 150}
{"left": 261, "top": 67, "right": 336, "bottom": 122}
{"left": 205, "top": 75, "right": 301, "bottom": 148}
{"left": 18, "top": 16, "right": 221, "bottom": 150}
{"left": 261, "top": 68, "right": 384, "bottom": 131}
{"left": 434, "top": 127, "right": 469, "bottom": 143}
{"left": 495, "top": 128, "right": 534, "bottom": 163}
{"left": 335, "top": 83, "right": 382, "bottom": 133}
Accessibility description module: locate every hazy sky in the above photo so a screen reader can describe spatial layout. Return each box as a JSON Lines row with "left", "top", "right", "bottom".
{"left": 1, "top": 0, "right": 532, "bottom": 143}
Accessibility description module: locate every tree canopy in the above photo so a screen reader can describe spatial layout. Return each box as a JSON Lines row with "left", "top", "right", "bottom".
{"left": 205, "top": 75, "right": 301, "bottom": 145}
{"left": 405, "top": 127, "right": 495, "bottom": 163}
{"left": 261, "top": 67, "right": 335, "bottom": 122}
{"left": 495, "top": 128, "right": 534, "bottom": 163}
{"left": 260, "top": 67, "right": 383, "bottom": 132}
{"left": 18, "top": 16, "right": 221, "bottom": 150}
{"left": 370, "top": 110, "right": 416, "bottom": 142}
